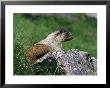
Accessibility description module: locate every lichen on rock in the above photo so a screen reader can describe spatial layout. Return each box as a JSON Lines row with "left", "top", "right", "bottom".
{"left": 34, "top": 49, "right": 97, "bottom": 75}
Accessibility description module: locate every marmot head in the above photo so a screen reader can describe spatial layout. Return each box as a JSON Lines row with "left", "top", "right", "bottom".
{"left": 46, "top": 28, "right": 73, "bottom": 43}
{"left": 54, "top": 28, "right": 73, "bottom": 42}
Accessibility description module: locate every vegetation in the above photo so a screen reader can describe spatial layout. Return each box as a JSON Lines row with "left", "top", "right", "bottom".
{"left": 13, "top": 13, "right": 97, "bottom": 75}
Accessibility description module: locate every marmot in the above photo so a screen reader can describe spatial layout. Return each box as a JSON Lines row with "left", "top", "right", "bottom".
{"left": 26, "top": 28, "right": 73, "bottom": 65}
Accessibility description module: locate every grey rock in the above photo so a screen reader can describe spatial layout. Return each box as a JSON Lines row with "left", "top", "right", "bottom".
{"left": 38, "top": 49, "right": 97, "bottom": 75}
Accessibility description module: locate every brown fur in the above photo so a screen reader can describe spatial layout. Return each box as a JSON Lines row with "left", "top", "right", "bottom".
{"left": 26, "top": 44, "right": 50, "bottom": 64}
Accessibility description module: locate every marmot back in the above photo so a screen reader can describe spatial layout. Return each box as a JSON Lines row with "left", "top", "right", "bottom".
{"left": 26, "top": 44, "right": 50, "bottom": 65}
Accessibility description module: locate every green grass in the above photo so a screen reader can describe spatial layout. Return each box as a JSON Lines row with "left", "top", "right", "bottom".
{"left": 13, "top": 13, "right": 97, "bottom": 75}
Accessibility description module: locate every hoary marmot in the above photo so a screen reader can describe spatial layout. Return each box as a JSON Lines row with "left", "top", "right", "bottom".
{"left": 26, "top": 28, "right": 73, "bottom": 65}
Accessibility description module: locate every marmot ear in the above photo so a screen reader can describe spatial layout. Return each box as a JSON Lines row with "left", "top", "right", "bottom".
{"left": 59, "top": 27, "right": 68, "bottom": 33}
{"left": 59, "top": 27, "right": 67, "bottom": 32}
{"left": 56, "top": 28, "right": 64, "bottom": 35}
{"left": 59, "top": 28, "right": 64, "bottom": 33}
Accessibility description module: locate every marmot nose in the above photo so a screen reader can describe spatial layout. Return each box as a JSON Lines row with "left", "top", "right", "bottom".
{"left": 65, "top": 32, "right": 73, "bottom": 40}
{"left": 66, "top": 32, "right": 72, "bottom": 36}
